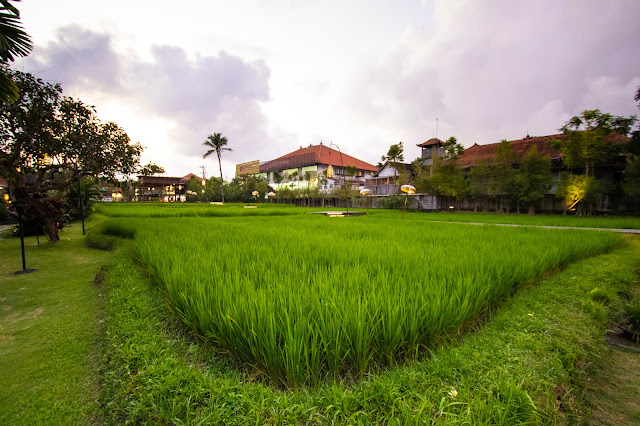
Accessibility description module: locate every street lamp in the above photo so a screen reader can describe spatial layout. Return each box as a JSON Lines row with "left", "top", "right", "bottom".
{"left": 268, "top": 191, "right": 275, "bottom": 204}
{"left": 327, "top": 141, "right": 348, "bottom": 213}
{"left": 360, "top": 188, "right": 370, "bottom": 212}
{"left": 400, "top": 184, "right": 415, "bottom": 219}
{"left": 252, "top": 190, "right": 259, "bottom": 203}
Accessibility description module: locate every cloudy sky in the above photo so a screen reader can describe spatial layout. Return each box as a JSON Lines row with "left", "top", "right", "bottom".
{"left": 13, "top": 0, "right": 640, "bottom": 179}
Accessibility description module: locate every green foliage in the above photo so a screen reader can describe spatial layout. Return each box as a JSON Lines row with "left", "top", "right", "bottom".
{"left": 517, "top": 145, "right": 553, "bottom": 214}
{"left": 379, "top": 194, "right": 405, "bottom": 209}
{"left": 133, "top": 214, "right": 619, "bottom": 387}
{"left": 623, "top": 155, "right": 640, "bottom": 212}
{"left": 65, "top": 177, "right": 101, "bottom": 220}
{"left": 623, "top": 297, "right": 640, "bottom": 343}
{"left": 0, "top": 71, "right": 142, "bottom": 242}
{"left": 557, "top": 109, "right": 636, "bottom": 175}
{"left": 100, "top": 220, "right": 137, "bottom": 239}
{"left": 0, "top": 0, "right": 32, "bottom": 102}
{"left": 85, "top": 230, "right": 117, "bottom": 251}
{"left": 441, "top": 136, "right": 464, "bottom": 160}
{"left": 139, "top": 162, "right": 165, "bottom": 176}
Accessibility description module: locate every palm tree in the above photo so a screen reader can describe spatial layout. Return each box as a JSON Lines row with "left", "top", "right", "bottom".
{"left": 0, "top": 1, "right": 33, "bottom": 102}
{"left": 202, "top": 133, "right": 232, "bottom": 203}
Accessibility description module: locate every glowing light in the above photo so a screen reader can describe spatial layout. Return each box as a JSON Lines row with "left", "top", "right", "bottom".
{"left": 252, "top": 191, "right": 259, "bottom": 196}
{"left": 400, "top": 184, "right": 415, "bottom": 194}
{"left": 267, "top": 192, "right": 276, "bottom": 197}
{"left": 449, "top": 205, "right": 454, "bottom": 209}
{"left": 360, "top": 188, "right": 370, "bottom": 195}
{"left": 3, "top": 194, "right": 9, "bottom": 202}
{"left": 327, "top": 165, "right": 334, "bottom": 178}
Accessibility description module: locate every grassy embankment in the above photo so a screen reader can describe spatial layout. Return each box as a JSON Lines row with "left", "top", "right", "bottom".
{"left": 0, "top": 217, "right": 111, "bottom": 424}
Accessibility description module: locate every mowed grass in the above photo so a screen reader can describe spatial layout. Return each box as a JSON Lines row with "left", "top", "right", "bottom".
{"left": 130, "top": 213, "right": 621, "bottom": 387}
{"left": 0, "top": 220, "right": 111, "bottom": 425}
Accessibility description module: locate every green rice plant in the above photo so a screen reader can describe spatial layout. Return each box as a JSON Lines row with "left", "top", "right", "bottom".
{"left": 101, "top": 220, "right": 137, "bottom": 239}
{"left": 130, "top": 213, "right": 621, "bottom": 387}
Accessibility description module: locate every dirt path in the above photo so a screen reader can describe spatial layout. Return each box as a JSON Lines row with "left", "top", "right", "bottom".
{"left": 431, "top": 221, "right": 640, "bottom": 234}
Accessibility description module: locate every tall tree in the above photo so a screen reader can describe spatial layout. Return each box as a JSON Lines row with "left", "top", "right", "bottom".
{"left": 202, "top": 133, "right": 232, "bottom": 203}
{"left": 517, "top": 145, "right": 553, "bottom": 214}
{"left": 0, "top": 0, "right": 32, "bottom": 102}
{"left": 381, "top": 141, "right": 404, "bottom": 187}
{"left": 468, "top": 158, "right": 492, "bottom": 211}
{"left": 493, "top": 139, "right": 518, "bottom": 212}
{"left": 623, "top": 86, "right": 640, "bottom": 211}
{"left": 0, "top": 71, "right": 142, "bottom": 241}
{"left": 441, "top": 136, "right": 464, "bottom": 160}
{"left": 139, "top": 162, "right": 165, "bottom": 176}
{"left": 554, "top": 109, "right": 636, "bottom": 175}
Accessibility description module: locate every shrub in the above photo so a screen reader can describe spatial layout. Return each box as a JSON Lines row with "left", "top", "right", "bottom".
{"left": 101, "top": 220, "right": 137, "bottom": 239}
{"left": 379, "top": 194, "right": 405, "bottom": 210}
{"left": 85, "top": 231, "right": 117, "bottom": 251}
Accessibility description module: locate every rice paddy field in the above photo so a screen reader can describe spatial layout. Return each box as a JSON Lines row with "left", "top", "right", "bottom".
{"left": 98, "top": 203, "right": 624, "bottom": 387}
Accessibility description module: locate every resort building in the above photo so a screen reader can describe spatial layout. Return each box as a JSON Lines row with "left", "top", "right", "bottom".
{"left": 238, "top": 143, "right": 377, "bottom": 192}
{"left": 136, "top": 173, "right": 203, "bottom": 202}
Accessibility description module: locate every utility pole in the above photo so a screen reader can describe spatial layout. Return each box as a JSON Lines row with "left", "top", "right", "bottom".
{"left": 200, "top": 165, "right": 206, "bottom": 180}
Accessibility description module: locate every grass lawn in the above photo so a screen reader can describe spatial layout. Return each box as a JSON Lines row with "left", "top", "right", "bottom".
{"left": 0, "top": 218, "right": 111, "bottom": 425}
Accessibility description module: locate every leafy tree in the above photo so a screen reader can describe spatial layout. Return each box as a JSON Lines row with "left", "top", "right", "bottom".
{"left": 493, "top": 140, "right": 518, "bottom": 212}
{"left": 0, "top": 0, "right": 32, "bottom": 102}
{"left": 0, "top": 71, "right": 142, "bottom": 242}
{"left": 441, "top": 136, "right": 464, "bottom": 160}
{"left": 381, "top": 141, "right": 404, "bottom": 186}
{"left": 468, "top": 158, "right": 492, "bottom": 211}
{"left": 516, "top": 145, "right": 552, "bottom": 214}
{"left": 202, "top": 133, "right": 232, "bottom": 203}
{"left": 554, "top": 109, "right": 636, "bottom": 175}
{"left": 623, "top": 157, "right": 640, "bottom": 213}
{"left": 565, "top": 174, "right": 601, "bottom": 215}
{"left": 139, "top": 162, "right": 165, "bottom": 176}
{"left": 623, "top": 86, "right": 640, "bottom": 211}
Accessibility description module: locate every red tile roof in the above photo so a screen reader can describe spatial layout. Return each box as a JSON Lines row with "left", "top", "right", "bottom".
{"left": 417, "top": 138, "right": 444, "bottom": 147}
{"left": 181, "top": 173, "right": 203, "bottom": 181}
{"left": 264, "top": 144, "right": 377, "bottom": 172}
{"left": 457, "top": 133, "right": 628, "bottom": 168}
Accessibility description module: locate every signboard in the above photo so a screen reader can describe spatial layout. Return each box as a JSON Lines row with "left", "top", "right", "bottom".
{"left": 235, "top": 160, "right": 260, "bottom": 176}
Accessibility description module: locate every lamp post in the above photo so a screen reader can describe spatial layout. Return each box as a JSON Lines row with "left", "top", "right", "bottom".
{"left": 328, "top": 142, "right": 348, "bottom": 213}
{"left": 268, "top": 191, "right": 275, "bottom": 204}
{"left": 400, "top": 184, "right": 415, "bottom": 219}
{"left": 252, "top": 190, "right": 259, "bottom": 203}
{"left": 360, "top": 188, "right": 370, "bottom": 212}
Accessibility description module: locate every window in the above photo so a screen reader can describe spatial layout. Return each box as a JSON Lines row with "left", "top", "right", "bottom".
{"left": 357, "top": 171, "right": 362, "bottom": 177}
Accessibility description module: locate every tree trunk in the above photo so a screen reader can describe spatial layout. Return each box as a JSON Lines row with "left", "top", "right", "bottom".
{"left": 16, "top": 192, "right": 60, "bottom": 243}
{"left": 217, "top": 153, "right": 225, "bottom": 203}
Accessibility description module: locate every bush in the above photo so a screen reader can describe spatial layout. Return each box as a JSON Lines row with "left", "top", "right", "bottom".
{"left": 85, "top": 231, "right": 117, "bottom": 251}
{"left": 379, "top": 194, "right": 405, "bottom": 210}
{"left": 101, "top": 220, "right": 137, "bottom": 239}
